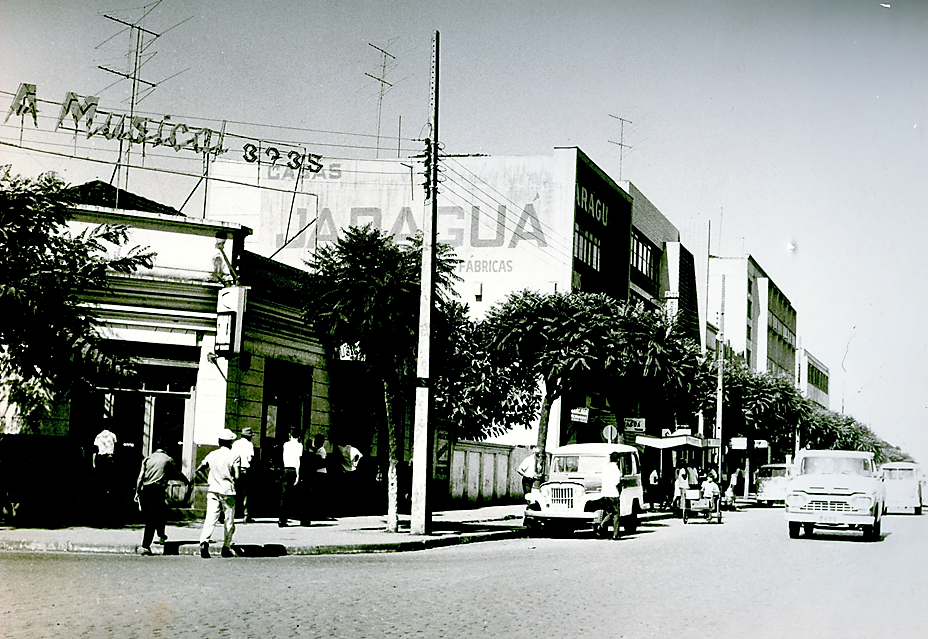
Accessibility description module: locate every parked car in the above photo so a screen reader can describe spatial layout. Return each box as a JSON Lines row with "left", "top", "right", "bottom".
{"left": 755, "top": 463, "right": 789, "bottom": 506}
{"left": 784, "top": 449, "right": 885, "bottom": 541}
{"left": 523, "top": 443, "right": 643, "bottom": 537}
{"left": 882, "top": 462, "right": 922, "bottom": 515}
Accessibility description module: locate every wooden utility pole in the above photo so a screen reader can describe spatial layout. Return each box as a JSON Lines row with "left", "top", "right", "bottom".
{"left": 715, "top": 275, "right": 725, "bottom": 484}
{"left": 411, "top": 31, "right": 439, "bottom": 536}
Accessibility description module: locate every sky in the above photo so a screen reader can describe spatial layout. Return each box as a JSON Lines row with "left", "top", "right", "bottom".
{"left": 2, "top": 0, "right": 926, "bottom": 463}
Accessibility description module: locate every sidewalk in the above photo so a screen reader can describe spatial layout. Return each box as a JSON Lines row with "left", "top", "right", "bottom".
{"left": 0, "top": 505, "right": 676, "bottom": 557}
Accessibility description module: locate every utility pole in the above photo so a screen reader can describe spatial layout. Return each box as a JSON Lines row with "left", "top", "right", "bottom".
{"left": 716, "top": 275, "right": 725, "bottom": 484}
{"left": 411, "top": 31, "right": 439, "bottom": 536}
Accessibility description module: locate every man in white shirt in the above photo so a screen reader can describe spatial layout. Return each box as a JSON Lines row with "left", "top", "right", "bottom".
{"left": 518, "top": 446, "right": 539, "bottom": 494}
{"left": 601, "top": 452, "right": 624, "bottom": 540}
{"left": 195, "top": 429, "right": 240, "bottom": 559}
{"left": 279, "top": 433, "right": 302, "bottom": 527}
{"left": 230, "top": 428, "right": 255, "bottom": 522}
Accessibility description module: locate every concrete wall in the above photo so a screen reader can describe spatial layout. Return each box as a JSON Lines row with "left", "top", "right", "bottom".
{"left": 449, "top": 441, "right": 533, "bottom": 504}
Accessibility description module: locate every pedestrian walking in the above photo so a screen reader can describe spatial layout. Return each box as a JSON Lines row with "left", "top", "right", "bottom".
{"left": 135, "top": 448, "right": 185, "bottom": 555}
{"left": 601, "top": 451, "right": 623, "bottom": 539}
{"left": 279, "top": 433, "right": 302, "bottom": 527}
{"left": 674, "top": 466, "right": 689, "bottom": 515}
{"left": 231, "top": 428, "right": 255, "bottom": 522}
{"left": 194, "top": 429, "right": 240, "bottom": 559}
{"left": 518, "top": 446, "right": 539, "bottom": 494}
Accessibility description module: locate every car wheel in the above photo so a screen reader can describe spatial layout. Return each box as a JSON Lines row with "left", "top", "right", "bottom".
{"left": 864, "top": 518, "right": 882, "bottom": 541}
{"left": 803, "top": 523, "right": 814, "bottom": 536}
{"left": 788, "top": 521, "right": 801, "bottom": 538}
{"left": 524, "top": 518, "right": 542, "bottom": 538}
{"left": 623, "top": 509, "right": 639, "bottom": 534}
{"left": 915, "top": 506, "right": 922, "bottom": 516}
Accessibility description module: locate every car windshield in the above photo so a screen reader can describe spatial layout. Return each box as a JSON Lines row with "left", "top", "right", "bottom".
{"left": 552, "top": 455, "right": 608, "bottom": 474}
{"left": 884, "top": 468, "right": 917, "bottom": 480}
{"left": 800, "top": 456, "right": 872, "bottom": 476}
{"left": 758, "top": 467, "right": 786, "bottom": 478}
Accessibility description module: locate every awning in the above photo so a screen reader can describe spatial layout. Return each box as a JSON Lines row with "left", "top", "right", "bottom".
{"left": 636, "top": 434, "right": 721, "bottom": 449}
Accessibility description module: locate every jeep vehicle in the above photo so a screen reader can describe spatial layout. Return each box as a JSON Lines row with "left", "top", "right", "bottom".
{"left": 785, "top": 449, "right": 885, "bottom": 541}
{"left": 523, "top": 443, "right": 643, "bottom": 537}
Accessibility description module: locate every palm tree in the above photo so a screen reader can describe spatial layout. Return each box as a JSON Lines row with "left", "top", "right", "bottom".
{"left": 301, "top": 226, "right": 458, "bottom": 531}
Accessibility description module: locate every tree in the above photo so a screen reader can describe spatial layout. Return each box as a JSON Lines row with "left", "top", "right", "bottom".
{"left": 610, "top": 304, "right": 713, "bottom": 434}
{"left": 483, "top": 291, "right": 627, "bottom": 482}
{"left": 431, "top": 300, "right": 540, "bottom": 441}
{"left": 0, "top": 168, "right": 155, "bottom": 431}
{"left": 301, "top": 225, "right": 459, "bottom": 531}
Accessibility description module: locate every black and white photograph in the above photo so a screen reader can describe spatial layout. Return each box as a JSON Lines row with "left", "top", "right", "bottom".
{"left": 1, "top": 1, "right": 926, "bottom": 637}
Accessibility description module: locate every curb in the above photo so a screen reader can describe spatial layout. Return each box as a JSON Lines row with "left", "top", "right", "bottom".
{"left": 0, "top": 528, "right": 527, "bottom": 557}
{"left": 0, "top": 511, "right": 678, "bottom": 557}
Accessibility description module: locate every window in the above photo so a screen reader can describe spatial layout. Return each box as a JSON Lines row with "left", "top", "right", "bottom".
{"left": 631, "top": 232, "right": 656, "bottom": 281}
{"left": 747, "top": 299, "right": 753, "bottom": 318}
{"left": 746, "top": 324, "right": 752, "bottom": 341}
{"left": 573, "top": 223, "right": 601, "bottom": 271}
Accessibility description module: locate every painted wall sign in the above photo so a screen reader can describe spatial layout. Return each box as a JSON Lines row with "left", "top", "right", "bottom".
{"left": 206, "top": 153, "right": 578, "bottom": 316}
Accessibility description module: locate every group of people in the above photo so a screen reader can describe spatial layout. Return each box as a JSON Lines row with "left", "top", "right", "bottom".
{"left": 132, "top": 427, "right": 361, "bottom": 559}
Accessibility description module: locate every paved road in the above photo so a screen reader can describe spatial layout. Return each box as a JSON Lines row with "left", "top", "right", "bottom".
{"left": 3, "top": 507, "right": 926, "bottom": 638}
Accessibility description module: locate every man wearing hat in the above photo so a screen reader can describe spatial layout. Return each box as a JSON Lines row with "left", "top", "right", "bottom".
{"left": 231, "top": 428, "right": 255, "bottom": 522}
{"left": 193, "top": 429, "right": 240, "bottom": 558}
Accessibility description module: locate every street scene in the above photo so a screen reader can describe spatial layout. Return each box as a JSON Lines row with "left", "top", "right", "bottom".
{"left": 2, "top": 1, "right": 927, "bottom": 638}
{"left": 3, "top": 506, "right": 927, "bottom": 638}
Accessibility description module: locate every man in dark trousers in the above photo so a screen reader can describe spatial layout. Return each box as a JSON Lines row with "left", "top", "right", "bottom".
{"left": 135, "top": 448, "right": 185, "bottom": 556}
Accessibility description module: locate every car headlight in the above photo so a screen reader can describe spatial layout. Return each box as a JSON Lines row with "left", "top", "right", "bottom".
{"left": 785, "top": 492, "right": 809, "bottom": 509}
{"left": 850, "top": 494, "right": 874, "bottom": 512}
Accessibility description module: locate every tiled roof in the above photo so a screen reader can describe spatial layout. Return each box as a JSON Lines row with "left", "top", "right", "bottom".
{"left": 64, "top": 180, "right": 183, "bottom": 216}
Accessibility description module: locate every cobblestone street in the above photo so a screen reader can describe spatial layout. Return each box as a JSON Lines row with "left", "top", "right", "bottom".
{"left": 3, "top": 508, "right": 926, "bottom": 638}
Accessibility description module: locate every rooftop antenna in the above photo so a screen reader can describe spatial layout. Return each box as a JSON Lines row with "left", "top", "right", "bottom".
{"left": 366, "top": 42, "right": 395, "bottom": 158}
{"left": 608, "top": 114, "right": 633, "bottom": 180}
{"left": 97, "top": 2, "right": 190, "bottom": 193}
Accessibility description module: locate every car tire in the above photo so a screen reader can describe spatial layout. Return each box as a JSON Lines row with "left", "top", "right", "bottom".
{"left": 864, "top": 518, "right": 882, "bottom": 541}
{"left": 623, "top": 502, "right": 640, "bottom": 534}
{"left": 788, "top": 521, "right": 801, "bottom": 538}
{"left": 803, "top": 523, "right": 814, "bottom": 536}
{"left": 524, "top": 517, "right": 542, "bottom": 538}
{"left": 915, "top": 506, "right": 922, "bottom": 516}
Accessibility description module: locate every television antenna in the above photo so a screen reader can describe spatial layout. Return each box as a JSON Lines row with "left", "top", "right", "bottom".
{"left": 607, "top": 114, "right": 633, "bottom": 181}
{"left": 366, "top": 41, "right": 396, "bottom": 158}
{"left": 96, "top": 1, "right": 191, "bottom": 192}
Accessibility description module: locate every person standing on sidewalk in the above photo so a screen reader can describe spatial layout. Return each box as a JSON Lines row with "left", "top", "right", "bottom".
{"left": 279, "top": 433, "right": 302, "bottom": 527}
{"left": 518, "top": 446, "right": 538, "bottom": 494}
{"left": 231, "top": 428, "right": 255, "bottom": 522}
{"left": 135, "top": 448, "right": 185, "bottom": 555}
{"left": 300, "top": 433, "right": 328, "bottom": 526}
{"left": 601, "top": 451, "right": 624, "bottom": 539}
{"left": 194, "top": 429, "right": 240, "bottom": 559}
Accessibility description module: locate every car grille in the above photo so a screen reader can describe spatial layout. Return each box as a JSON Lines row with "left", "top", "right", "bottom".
{"left": 800, "top": 500, "right": 853, "bottom": 512}
{"left": 549, "top": 486, "right": 575, "bottom": 508}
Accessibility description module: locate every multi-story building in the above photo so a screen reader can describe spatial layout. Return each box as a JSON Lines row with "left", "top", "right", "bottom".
{"left": 206, "top": 147, "right": 701, "bottom": 450}
{"left": 798, "top": 348, "right": 830, "bottom": 409}
{"left": 706, "top": 254, "right": 798, "bottom": 379}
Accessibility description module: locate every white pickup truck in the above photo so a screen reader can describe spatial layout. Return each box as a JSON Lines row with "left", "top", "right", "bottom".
{"left": 784, "top": 449, "right": 885, "bottom": 541}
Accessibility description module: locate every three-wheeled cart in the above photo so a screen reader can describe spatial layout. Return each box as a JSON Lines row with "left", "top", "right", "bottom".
{"left": 681, "top": 488, "right": 722, "bottom": 524}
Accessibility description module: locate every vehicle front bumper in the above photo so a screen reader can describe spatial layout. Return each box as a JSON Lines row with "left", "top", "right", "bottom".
{"left": 785, "top": 509, "right": 875, "bottom": 526}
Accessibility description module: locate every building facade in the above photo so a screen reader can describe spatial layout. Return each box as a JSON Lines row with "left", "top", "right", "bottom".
{"left": 206, "top": 147, "right": 701, "bottom": 451}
